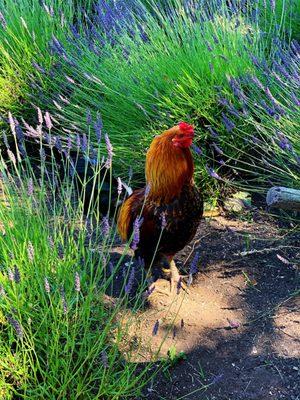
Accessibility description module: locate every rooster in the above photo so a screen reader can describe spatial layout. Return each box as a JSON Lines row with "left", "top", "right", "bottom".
{"left": 117, "top": 122, "right": 203, "bottom": 293}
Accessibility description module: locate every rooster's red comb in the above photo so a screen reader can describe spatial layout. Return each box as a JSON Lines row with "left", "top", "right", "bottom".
{"left": 178, "top": 122, "right": 194, "bottom": 134}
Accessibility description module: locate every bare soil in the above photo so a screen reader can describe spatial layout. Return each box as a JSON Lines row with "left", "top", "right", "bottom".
{"left": 111, "top": 211, "right": 299, "bottom": 400}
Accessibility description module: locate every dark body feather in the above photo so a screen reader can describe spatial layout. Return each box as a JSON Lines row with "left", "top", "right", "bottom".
{"left": 125, "top": 183, "right": 203, "bottom": 267}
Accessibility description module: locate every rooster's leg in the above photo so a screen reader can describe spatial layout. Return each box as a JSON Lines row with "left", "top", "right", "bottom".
{"left": 162, "top": 259, "right": 189, "bottom": 294}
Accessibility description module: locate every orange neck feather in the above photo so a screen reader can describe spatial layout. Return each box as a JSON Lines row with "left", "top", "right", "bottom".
{"left": 145, "top": 127, "right": 194, "bottom": 203}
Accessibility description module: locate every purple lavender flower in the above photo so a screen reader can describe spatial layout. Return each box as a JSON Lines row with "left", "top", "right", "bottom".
{"left": 187, "top": 252, "right": 200, "bottom": 286}
{"left": 58, "top": 95, "right": 70, "bottom": 104}
{"left": 270, "top": 0, "right": 275, "bottom": 12}
{"left": 36, "top": 124, "right": 42, "bottom": 138}
{"left": 65, "top": 75, "right": 75, "bottom": 84}
{"left": 250, "top": 54, "right": 260, "bottom": 68}
{"left": 27, "top": 241, "right": 35, "bottom": 262}
{"left": 131, "top": 217, "right": 143, "bottom": 251}
{"left": 15, "top": 124, "right": 24, "bottom": 142}
{"left": 7, "top": 315, "right": 23, "bottom": 339}
{"left": 274, "top": 103, "right": 285, "bottom": 116}
{"left": 8, "top": 112, "right": 15, "bottom": 134}
{"left": 83, "top": 72, "right": 92, "bottom": 81}
{"left": 212, "top": 34, "right": 219, "bottom": 45}
{"left": 60, "top": 287, "right": 68, "bottom": 314}
{"left": 86, "top": 109, "right": 92, "bottom": 125}
{"left": 104, "top": 133, "right": 113, "bottom": 169}
{"left": 206, "top": 166, "right": 221, "bottom": 180}
{"left": 101, "top": 350, "right": 108, "bottom": 368}
{"left": 251, "top": 135, "right": 260, "bottom": 144}
{"left": 66, "top": 137, "right": 72, "bottom": 153}
{"left": 27, "top": 178, "right": 33, "bottom": 196}
{"left": 152, "top": 319, "right": 159, "bottom": 336}
{"left": 44, "top": 111, "right": 53, "bottom": 130}
{"left": 0, "top": 285, "right": 5, "bottom": 296}
{"left": 37, "top": 108, "right": 43, "bottom": 125}
{"left": 8, "top": 268, "right": 14, "bottom": 282}
{"left": 276, "top": 131, "right": 292, "bottom": 151}
{"left": 191, "top": 144, "right": 203, "bottom": 156}
{"left": 291, "top": 40, "right": 300, "bottom": 53}
{"left": 50, "top": 35, "right": 65, "bottom": 56}
{"left": 176, "top": 277, "right": 182, "bottom": 294}
{"left": 291, "top": 93, "right": 300, "bottom": 107}
{"left": 117, "top": 177, "right": 122, "bottom": 196}
{"left": 264, "top": 87, "right": 278, "bottom": 104}
{"left": 144, "top": 183, "right": 151, "bottom": 197}
{"left": 273, "top": 61, "right": 290, "bottom": 80}
{"left": 0, "top": 11, "right": 7, "bottom": 28}
{"left": 260, "top": 100, "right": 276, "bottom": 117}
{"left": 55, "top": 137, "right": 62, "bottom": 152}
{"left": 39, "top": 148, "right": 46, "bottom": 164}
{"left": 227, "top": 105, "right": 241, "bottom": 118}
{"left": 102, "top": 216, "right": 110, "bottom": 238}
{"left": 229, "top": 78, "right": 245, "bottom": 99}
{"left": 211, "top": 143, "right": 224, "bottom": 155}
{"left": 70, "top": 24, "right": 80, "bottom": 39}
{"left": 76, "top": 134, "right": 81, "bottom": 150}
{"left": 137, "top": 257, "right": 145, "bottom": 270}
{"left": 13, "top": 266, "right": 21, "bottom": 283}
{"left": 205, "top": 40, "right": 213, "bottom": 52}
{"left": 161, "top": 212, "right": 167, "bottom": 229}
{"left": 7, "top": 150, "right": 16, "bottom": 164}
{"left": 145, "top": 285, "right": 155, "bottom": 298}
{"left": 42, "top": 2, "right": 52, "bottom": 16}
{"left": 190, "top": 252, "right": 200, "bottom": 275}
{"left": 81, "top": 134, "right": 88, "bottom": 153}
{"left": 218, "top": 97, "right": 229, "bottom": 107}
{"left": 125, "top": 266, "right": 135, "bottom": 294}
{"left": 208, "top": 126, "right": 219, "bottom": 138}
{"left": 75, "top": 272, "right": 81, "bottom": 293}
{"left": 17, "top": 142, "right": 25, "bottom": 158}
{"left": 44, "top": 277, "right": 50, "bottom": 293}
{"left": 172, "top": 326, "right": 177, "bottom": 339}
{"left": 222, "top": 113, "right": 235, "bottom": 132}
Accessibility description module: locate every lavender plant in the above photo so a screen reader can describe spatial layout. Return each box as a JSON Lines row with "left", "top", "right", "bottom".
{"left": 31, "top": 0, "right": 263, "bottom": 186}
{"left": 216, "top": 39, "right": 300, "bottom": 191}
{"left": 0, "top": 0, "right": 299, "bottom": 198}
{"left": 0, "top": 117, "right": 161, "bottom": 399}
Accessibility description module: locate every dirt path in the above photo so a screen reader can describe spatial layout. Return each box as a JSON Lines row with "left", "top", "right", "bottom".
{"left": 125, "top": 213, "right": 300, "bottom": 400}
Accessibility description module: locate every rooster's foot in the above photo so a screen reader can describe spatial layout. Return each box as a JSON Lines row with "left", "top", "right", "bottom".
{"left": 162, "top": 260, "right": 189, "bottom": 295}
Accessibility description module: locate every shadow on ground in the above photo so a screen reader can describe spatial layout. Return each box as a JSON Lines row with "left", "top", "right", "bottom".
{"left": 119, "top": 213, "right": 300, "bottom": 400}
